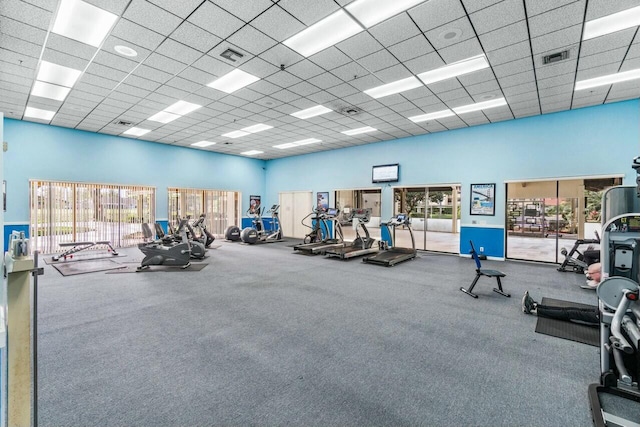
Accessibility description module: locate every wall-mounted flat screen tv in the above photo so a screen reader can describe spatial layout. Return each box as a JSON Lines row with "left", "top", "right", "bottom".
{"left": 372, "top": 163, "right": 399, "bottom": 183}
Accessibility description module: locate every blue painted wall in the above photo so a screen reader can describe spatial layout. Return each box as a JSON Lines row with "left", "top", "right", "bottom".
{"left": 3, "top": 100, "right": 640, "bottom": 257}
{"left": 2, "top": 119, "right": 266, "bottom": 245}
{"left": 266, "top": 100, "right": 640, "bottom": 257}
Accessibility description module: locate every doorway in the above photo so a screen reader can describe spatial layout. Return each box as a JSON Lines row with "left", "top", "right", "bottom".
{"left": 393, "top": 185, "right": 460, "bottom": 253}
{"left": 505, "top": 177, "right": 621, "bottom": 262}
{"left": 279, "top": 191, "right": 313, "bottom": 239}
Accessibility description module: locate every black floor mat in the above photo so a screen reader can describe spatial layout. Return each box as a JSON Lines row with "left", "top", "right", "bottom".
{"left": 105, "top": 263, "right": 208, "bottom": 273}
{"left": 52, "top": 259, "right": 127, "bottom": 276}
{"left": 535, "top": 297, "right": 599, "bottom": 346}
{"left": 44, "top": 254, "right": 126, "bottom": 265}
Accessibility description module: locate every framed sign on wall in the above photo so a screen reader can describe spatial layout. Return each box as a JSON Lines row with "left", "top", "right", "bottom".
{"left": 470, "top": 183, "right": 496, "bottom": 216}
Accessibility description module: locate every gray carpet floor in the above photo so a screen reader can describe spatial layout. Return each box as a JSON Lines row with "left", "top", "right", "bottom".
{"left": 37, "top": 241, "right": 600, "bottom": 426}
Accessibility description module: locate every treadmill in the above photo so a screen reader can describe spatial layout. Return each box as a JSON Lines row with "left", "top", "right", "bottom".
{"left": 324, "top": 208, "right": 378, "bottom": 259}
{"left": 362, "top": 213, "right": 416, "bottom": 266}
{"left": 293, "top": 208, "right": 345, "bottom": 255}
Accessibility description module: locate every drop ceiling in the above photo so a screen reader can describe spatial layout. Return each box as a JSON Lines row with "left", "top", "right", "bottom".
{"left": 0, "top": 0, "right": 639, "bottom": 160}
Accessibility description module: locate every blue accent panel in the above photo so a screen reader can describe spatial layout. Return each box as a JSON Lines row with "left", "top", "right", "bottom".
{"left": 4, "top": 224, "right": 29, "bottom": 252}
{"left": 380, "top": 226, "right": 391, "bottom": 245}
{"left": 460, "top": 227, "right": 504, "bottom": 258}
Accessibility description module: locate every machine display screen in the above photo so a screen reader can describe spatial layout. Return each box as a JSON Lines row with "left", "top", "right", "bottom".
{"left": 327, "top": 208, "right": 337, "bottom": 216}
{"left": 396, "top": 214, "right": 406, "bottom": 221}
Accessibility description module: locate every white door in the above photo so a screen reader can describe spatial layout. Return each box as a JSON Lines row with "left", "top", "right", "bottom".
{"left": 279, "top": 191, "right": 313, "bottom": 238}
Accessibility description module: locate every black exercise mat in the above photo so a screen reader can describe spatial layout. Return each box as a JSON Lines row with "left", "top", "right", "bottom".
{"left": 105, "top": 263, "right": 208, "bottom": 273}
{"left": 44, "top": 253, "right": 126, "bottom": 265}
{"left": 52, "top": 259, "right": 127, "bottom": 276}
{"left": 535, "top": 297, "right": 599, "bottom": 347}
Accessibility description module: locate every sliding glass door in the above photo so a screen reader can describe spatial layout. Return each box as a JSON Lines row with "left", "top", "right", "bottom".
{"left": 506, "top": 177, "right": 620, "bottom": 263}
{"left": 393, "top": 185, "right": 460, "bottom": 253}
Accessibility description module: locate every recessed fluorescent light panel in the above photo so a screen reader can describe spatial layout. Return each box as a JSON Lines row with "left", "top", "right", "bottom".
{"left": 291, "top": 105, "right": 332, "bottom": 119}
{"left": 165, "top": 100, "right": 201, "bottom": 115}
{"left": 408, "top": 109, "right": 455, "bottom": 123}
{"left": 283, "top": 10, "right": 363, "bottom": 57}
{"left": 52, "top": 0, "right": 118, "bottom": 47}
{"left": 241, "top": 150, "right": 263, "bottom": 156}
{"left": 148, "top": 111, "right": 181, "bottom": 124}
{"left": 123, "top": 127, "right": 151, "bottom": 137}
{"left": 37, "top": 61, "right": 82, "bottom": 87}
{"left": 242, "top": 123, "right": 273, "bottom": 133}
{"left": 274, "top": 138, "right": 321, "bottom": 149}
{"left": 207, "top": 69, "right": 260, "bottom": 94}
{"left": 222, "top": 130, "right": 250, "bottom": 139}
{"left": 341, "top": 126, "right": 377, "bottom": 135}
{"left": 575, "top": 68, "right": 640, "bottom": 91}
{"left": 452, "top": 98, "right": 507, "bottom": 114}
{"left": 364, "top": 76, "right": 422, "bottom": 99}
{"left": 583, "top": 5, "right": 640, "bottom": 40}
{"left": 418, "top": 55, "right": 490, "bottom": 85}
{"left": 31, "top": 81, "right": 71, "bottom": 101}
{"left": 191, "top": 141, "right": 216, "bottom": 147}
{"left": 346, "top": 0, "right": 426, "bottom": 28}
{"left": 24, "top": 106, "right": 56, "bottom": 121}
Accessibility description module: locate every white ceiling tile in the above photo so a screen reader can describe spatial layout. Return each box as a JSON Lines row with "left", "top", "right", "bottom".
{"left": 188, "top": 2, "right": 245, "bottom": 39}
{"left": 536, "top": 72, "right": 575, "bottom": 89}
{"left": 580, "top": 28, "right": 637, "bottom": 57}
{"left": 309, "top": 46, "right": 353, "bottom": 71}
{"left": 368, "top": 12, "right": 421, "bottom": 46}
{"left": 41, "top": 49, "right": 89, "bottom": 71}
{"left": 122, "top": 0, "right": 182, "bottom": 36}
{"left": 93, "top": 49, "right": 142, "bottom": 74}
{"left": 493, "top": 58, "right": 534, "bottom": 78}
{"left": 486, "top": 40, "right": 531, "bottom": 65}
{"left": 0, "top": 17, "right": 47, "bottom": 45}
{"left": 528, "top": 1, "right": 586, "bottom": 38}
{"left": 170, "top": 21, "right": 223, "bottom": 53}
{"left": 277, "top": 0, "right": 339, "bottom": 25}
{"left": 330, "top": 62, "right": 371, "bottom": 82}
{"left": 409, "top": 0, "right": 467, "bottom": 33}
{"left": 461, "top": 0, "right": 504, "bottom": 13}
{"left": 479, "top": 21, "right": 529, "bottom": 52}
{"left": 404, "top": 51, "right": 447, "bottom": 74}
{"left": 147, "top": 0, "right": 204, "bottom": 19}
{"left": 155, "top": 38, "right": 203, "bottom": 65}
{"left": 143, "top": 53, "right": 187, "bottom": 76}
{"left": 355, "top": 49, "right": 400, "bottom": 73}
{"left": 424, "top": 16, "right": 476, "bottom": 50}
{"left": 387, "top": 35, "right": 434, "bottom": 62}
{"left": 498, "top": 70, "right": 536, "bottom": 88}
{"left": 260, "top": 44, "right": 304, "bottom": 71}
{"left": 525, "top": 0, "right": 578, "bottom": 17}
{"left": 620, "top": 57, "right": 640, "bottom": 71}
{"left": 249, "top": 3, "right": 305, "bottom": 42}
{"left": 535, "top": 59, "right": 577, "bottom": 79}
{"left": 111, "top": 19, "right": 166, "bottom": 51}
{"left": 227, "top": 25, "right": 278, "bottom": 56}
{"left": 192, "top": 55, "right": 233, "bottom": 80}
{"left": 531, "top": 26, "right": 582, "bottom": 54}
{"left": 578, "top": 47, "right": 627, "bottom": 71}
{"left": 576, "top": 63, "right": 623, "bottom": 80}
{"left": 438, "top": 38, "right": 484, "bottom": 63}
{"left": 0, "top": 34, "right": 41, "bottom": 59}
{"left": 82, "top": 0, "right": 129, "bottom": 15}
{"left": 1, "top": 0, "right": 52, "bottom": 28}
{"left": 122, "top": 74, "right": 162, "bottom": 92}
{"left": 470, "top": 0, "right": 526, "bottom": 34}
{"left": 132, "top": 64, "right": 174, "bottom": 84}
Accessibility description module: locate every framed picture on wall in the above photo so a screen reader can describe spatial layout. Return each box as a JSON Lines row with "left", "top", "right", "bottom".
{"left": 249, "top": 195, "right": 261, "bottom": 214}
{"left": 316, "top": 192, "right": 329, "bottom": 212}
{"left": 470, "top": 183, "right": 496, "bottom": 216}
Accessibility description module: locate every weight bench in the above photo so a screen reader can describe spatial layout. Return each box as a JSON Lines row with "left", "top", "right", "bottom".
{"left": 52, "top": 241, "right": 119, "bottom": 261}
{"left": 460, "top": 240, "right": 510, "bottom": 299}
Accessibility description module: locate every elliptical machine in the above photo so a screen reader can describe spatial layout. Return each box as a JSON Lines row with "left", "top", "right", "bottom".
{"left": 240, "top": 204, "right": 283, "bottom": 244}
{"left": 137, "top": 219, "right": 193, "bottom": 270}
